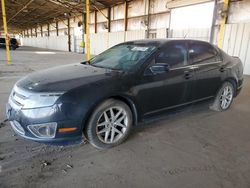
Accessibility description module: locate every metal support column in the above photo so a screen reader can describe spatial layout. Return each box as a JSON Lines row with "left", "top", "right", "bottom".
{"left": 56, "top": 21, "right": 59, "bottom": 36}
{"left": 41, "top": 25, "right": 43, "bottom": 37}
{"left": 107, "top": 7, "right": 111, "bottom": 32}
{"left": 35, "top": 27, "right": 37, "bottom": 37}
{"left": 124, "top": 1, "right": 128, "bottom": 41}
{"left": 67, "top": 18, "right": 71, "bottom": 52}
{"left": 210, "top": 0, "right": 218, "bottom": 43}
{"left": 94, "top": 10, "right": 97, "bottom": 33}
{"left": 82, "top": 12, "right": 86, "bottom": 54}
{"left": 47, "top": 23, "right": 50, "bottom": 37}
{"left": 124, "top": 1, "right": 128, "bottom": 32}
{"left": 1, "top": 0, "right": 10, "bottom": 64}
{"left": 146, "top": 0, "right": 151, "bottom": 38}
{"left": 86, "top": 0, "right": 90, "bottom": 61}
{"left": 217, "top": 0, "right": 229, "bottom": 48}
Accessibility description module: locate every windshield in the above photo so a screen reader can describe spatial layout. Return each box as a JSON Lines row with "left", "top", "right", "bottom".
{"left": 90, "top": 44, "right": 156, "bottom": 71}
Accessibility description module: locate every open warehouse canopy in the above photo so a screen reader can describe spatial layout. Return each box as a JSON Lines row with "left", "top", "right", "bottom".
{"left": 1, "top": 0, "right": 250, "bottom": 75}
{"left": 1, "top": 0, "right": 250, "bottom": 188}
{"left": 0, "top": 0, "right": 125, "bottom": 32}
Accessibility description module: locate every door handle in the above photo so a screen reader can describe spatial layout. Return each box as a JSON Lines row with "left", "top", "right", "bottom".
{"left": 191, "top": 65, "right": 199, "bottom": 69}
{"left": 219, "top": 66, "right": 226, "bottom": 72}
{"left": 184, "top": 71, "right": 193, "bottom": 79}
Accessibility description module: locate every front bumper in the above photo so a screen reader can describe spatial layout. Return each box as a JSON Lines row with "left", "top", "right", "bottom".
{"left": 6, "top": 102, "right": 83, "bottom": 145}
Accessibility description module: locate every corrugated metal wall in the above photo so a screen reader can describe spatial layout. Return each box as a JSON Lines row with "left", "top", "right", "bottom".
{"left": 169, "top": 28, "right": 211, "bottom": 42}
{"left": 23, "top": 25, "right": 250, "bottom": 75}
{"left": 73, "top": 30, "right": 146, "bottom": 55}
{"left": 22, "top": 36, "right": 73, "bottom": 51}
{"left": 222, "top": 23, "right": 250, "bottom": 75}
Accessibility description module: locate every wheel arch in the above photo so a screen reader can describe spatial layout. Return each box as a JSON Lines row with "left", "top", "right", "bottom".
{"left": 224, "top": 77, "right": 237, "bottom": 96}
{"left": 110, "top": 95, "right": 138, "bottom": 126}
{"left": 82, "top": 95, "right": 139, "bottom": 135}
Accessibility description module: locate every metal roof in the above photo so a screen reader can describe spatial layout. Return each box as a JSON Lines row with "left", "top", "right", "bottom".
{"left": 0, "top": 0, "right": 125, "bottom": 32}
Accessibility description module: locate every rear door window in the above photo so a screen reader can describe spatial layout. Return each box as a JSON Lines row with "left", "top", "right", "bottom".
{"left": 188, "top": 41, "right": 221, "bottom": 64}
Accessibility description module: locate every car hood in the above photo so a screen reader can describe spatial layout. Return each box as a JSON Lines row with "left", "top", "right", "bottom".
{"left": 16, "top": 63, "right": 123, "bottom": 92}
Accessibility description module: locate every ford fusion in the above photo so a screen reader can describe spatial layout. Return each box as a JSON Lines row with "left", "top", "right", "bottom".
{"left": 6, "top": 39, "right": 244, "bottom": 149}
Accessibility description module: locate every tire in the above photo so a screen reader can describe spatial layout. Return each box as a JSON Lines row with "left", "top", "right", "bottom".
{"left": 10, "top": 46, "right": 15, "bottom": 50}
{"left": 210, "top": 81, "right": 235, "bottom": 112}
{"left": 85, "top": 99, "right": 133, "bottom": 149}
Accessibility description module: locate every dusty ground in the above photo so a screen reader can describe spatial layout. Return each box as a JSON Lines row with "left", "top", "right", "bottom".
{"left": 0, "top": 47, "right": 250, "bottom": 188}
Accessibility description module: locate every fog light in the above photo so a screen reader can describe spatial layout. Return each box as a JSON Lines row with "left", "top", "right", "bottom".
{"left": 27, "top": 123, "right": 57, "bottom": 139}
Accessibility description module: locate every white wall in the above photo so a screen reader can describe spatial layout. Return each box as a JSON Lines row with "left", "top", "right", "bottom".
{"left": 22, "top": 0, "right": 170, "bottom": 53}
{"left": 170, "top": 2, "right": 214, "bottom": 29}
{"left": 20, "top": 0, "right": 250, "bottom": 75}
{"left": 22, "top": 35, "right": 74, "bottom": 51}
{"left": 150, "top": 13, "right": 170, "bottom": 29}
{"left": 88, "top": 30, "right": 145, "bottom": 55}
{"left": 96, "top": 0, "right": 170, "bottom": 33}
{"left": 22, "top": 1, "right": 212, "bottom": 56}
{"left": 228, "top": 0, "right": 250, "bottom": 24}
{"left": 72, "top": 30, "right": 146, "bottom": 54}
{"left": 222, "top": 23, "right": 250, "bottom": 75}
{"left": 170, "top": 28, "right": 211, "bottom": 42}
{"left": 111, "top": 20, "right": 124, "bottom": 32}
{"left": 219, "top": 0, "right": 250, "bottom": 75}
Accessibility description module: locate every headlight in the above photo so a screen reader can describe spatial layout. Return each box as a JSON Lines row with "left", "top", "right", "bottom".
{"left": 22, "top": 93, "right": 63, "bottom": 109}
{"left": 27, "top": 123, "right": 57, "bottom": 139}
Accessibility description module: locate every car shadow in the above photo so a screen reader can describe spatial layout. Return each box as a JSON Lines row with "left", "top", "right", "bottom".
{"left": 130, "top": 100, "right": 216, "bottom": 139}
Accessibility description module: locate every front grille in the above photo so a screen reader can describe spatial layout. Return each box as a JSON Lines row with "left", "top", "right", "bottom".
{"left": 9, "top": 85, "right": 30, "bottom": 110}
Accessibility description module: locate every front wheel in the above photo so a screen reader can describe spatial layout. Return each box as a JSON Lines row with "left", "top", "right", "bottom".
{"left": 10, "top": 46, "right": 16, "bottom": 50}
{"left": 210, "top": 81, "right": 235, "bottom": 111}
{"left": 85, "top": 99, "right": 133, "bottom": 149}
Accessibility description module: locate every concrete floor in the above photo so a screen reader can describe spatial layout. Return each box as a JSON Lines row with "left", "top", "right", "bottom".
{"left": 0, "top": 47, "right": 250, "bottom": 188}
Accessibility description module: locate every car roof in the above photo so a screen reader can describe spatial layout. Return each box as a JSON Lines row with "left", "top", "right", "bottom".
{"left": 122, "top": 39, "right": 211, "bottom": 48}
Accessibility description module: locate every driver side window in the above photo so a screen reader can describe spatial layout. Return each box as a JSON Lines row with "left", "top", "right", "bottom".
{"left": 155, "top": 43, "right": 188, "bottom": 69}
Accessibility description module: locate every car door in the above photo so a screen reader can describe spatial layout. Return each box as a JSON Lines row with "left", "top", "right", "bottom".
{"left": 188, "top": 41, "right": 223, "bottom": 100}
{"left": 135, "top": 41, "right": 196, "bottom": 116}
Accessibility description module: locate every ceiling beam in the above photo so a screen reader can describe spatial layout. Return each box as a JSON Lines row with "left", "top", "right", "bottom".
{"left": 93, "top": 0, "right": 109, "bottom": 7}
{"left": 1, "top": 0, "right": 126, "bottom": 31}
{"left": 48, "top": 0, "right": 84, "bottom": 13}
{"left": 7, "top": 0, "right": 34, "bottom": 23}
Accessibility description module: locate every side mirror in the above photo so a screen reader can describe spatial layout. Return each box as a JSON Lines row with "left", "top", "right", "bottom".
{"left": 81, "top": 61, "right": 90, "bottom": 65}
{"left": 146, "top": 63, "right": 170, "bottom": 75}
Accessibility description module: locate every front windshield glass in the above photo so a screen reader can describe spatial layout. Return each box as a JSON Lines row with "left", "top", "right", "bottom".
{"left": 90, "top": 44, "right": 156, "bottom": 71}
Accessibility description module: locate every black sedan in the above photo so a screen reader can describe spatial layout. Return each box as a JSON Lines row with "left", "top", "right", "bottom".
{"left": 0, "top": 37, "right": 19, "bottom": 50}
{"left": 6, "top": 39, "right": 244, "bottom": 149}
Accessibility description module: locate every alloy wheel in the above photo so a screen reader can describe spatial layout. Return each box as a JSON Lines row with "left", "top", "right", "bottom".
{"left": 220, "top": 85, "right": 233, "bottom": 110}
{"left": 96, "top": 106, "right": 128, "bottom": 144}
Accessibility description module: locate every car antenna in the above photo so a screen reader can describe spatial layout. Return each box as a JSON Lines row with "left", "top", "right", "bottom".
{"left": 184, "top": 32, "right": 189, "bottom": 39}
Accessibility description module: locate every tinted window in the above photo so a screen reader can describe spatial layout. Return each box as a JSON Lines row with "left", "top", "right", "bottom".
{"left": 189, "top": 42, "right": 220, "bottom": 64}
{"left": 156, "top": 43, "right": 188, "bottom": 68}
{"left": 10, "top": 38, "right": 17, "bottom": 44}
{"left": 0, "top": 38, "right": 5, "bottom": 43}
{"left": 90, "top": 44, "right": 156, "bottom": 71}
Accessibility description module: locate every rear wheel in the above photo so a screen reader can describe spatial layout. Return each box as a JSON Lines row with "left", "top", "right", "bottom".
{"left": 210, "top": 81, "right": 235, "bottom": 111}
{"left": 85, "top": 99, "right": 133, "bottom": 149}
{"left": 10, "top": 46, "right": 16, "bottom": 50}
